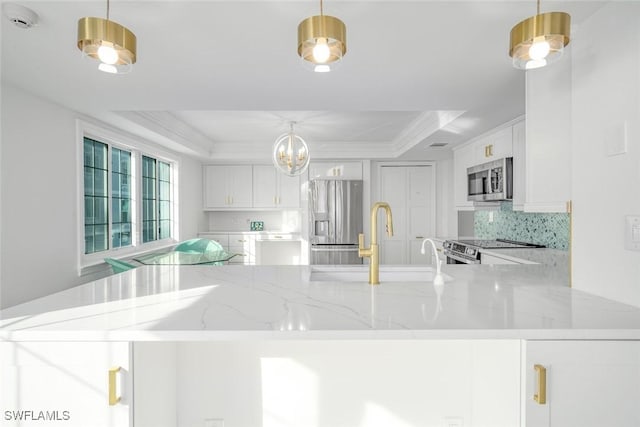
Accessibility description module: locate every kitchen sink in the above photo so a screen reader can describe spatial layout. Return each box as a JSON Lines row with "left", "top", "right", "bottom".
{"left": 308, "top": 265, "right": 450, "bottom": 282}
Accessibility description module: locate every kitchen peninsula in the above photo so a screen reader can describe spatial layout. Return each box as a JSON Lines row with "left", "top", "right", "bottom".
{"left": 2, "top": 262, "right": 640, "bottom": 340}
{"left": 3, "top": 262, "right": 640, "bottom": 427}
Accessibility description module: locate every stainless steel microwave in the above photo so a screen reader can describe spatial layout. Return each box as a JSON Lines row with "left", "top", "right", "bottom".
{"left": 467, "top": 157, "right": 513, "bottom": 202}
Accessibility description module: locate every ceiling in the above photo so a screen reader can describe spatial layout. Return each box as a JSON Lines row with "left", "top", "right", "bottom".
{"left": 1, "top": 1, "right": 605, "bottom": 161}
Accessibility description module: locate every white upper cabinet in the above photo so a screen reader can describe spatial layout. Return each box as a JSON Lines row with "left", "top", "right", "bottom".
{"left": 474, "top": 126, "right": 513, "bottom": 162}
{"left": 308, "top": 161, "right": 363, "bottom": 180}
{"left": 253, "top": 165, "right": 301, "bottom": 209}
{"left": 522, "top": 51, "right": 572, "bottom": 213}
{"left": 205, "top": 165, "right": 300, "bottom": 210}
{"left": 203, "top": 165, "right": 253, "bottom": 209}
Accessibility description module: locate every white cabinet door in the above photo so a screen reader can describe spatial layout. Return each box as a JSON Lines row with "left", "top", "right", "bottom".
{"left": 175, "top": 340, "right": 520, "bottom": 427}
{"left": 252, "top": 165, "right": 278, "bottom": 208}
{"left": 524, "top": 52, "right": 572, "bottom": 213}
{"left": 203, "top": 165, "right": 229, "bottom": 209}
{"left": 453, "top": 145, "right": 475, "bottom": 210}
{"left": 523, "top": 340, "right": 640, "bottom": 427}
{"left": 475, "top": 126, "right": 513, "bottom": 162}
{"left": 277, "top": 174, "right": 301, "bottom": 208}
{"left": 228, "top": 165, "right": 253, "bottom": 208}
{"left": 228, "top": 233, "right": 255, "bottom": 265}
{"left": 203, "top": 165, "right": 252, "bottom": 209}
{"left": 252, "top": 166, "right": 301, "bottom": 209}
{"left": 308, "top": 161, "right": 363, "bottom": 180}
{"left": 0, "top": 342, "right": 131, "bottom": 427}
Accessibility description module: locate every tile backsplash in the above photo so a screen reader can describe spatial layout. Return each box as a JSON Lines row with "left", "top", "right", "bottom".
{"left": 474, "top": 202, "right": 570, "bottom": 250}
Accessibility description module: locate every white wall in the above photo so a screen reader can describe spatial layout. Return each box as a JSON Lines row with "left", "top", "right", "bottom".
{"left": 435, "top": 157, "right": 456, "bottom": 238}
{"left": 0, "top": 84, "right": 205, "bottom": 308}
{"left": 571, "top": 3, "right": 640, "bottom": 306}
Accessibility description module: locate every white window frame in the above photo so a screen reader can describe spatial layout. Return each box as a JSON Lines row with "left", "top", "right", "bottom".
{"left": 76, "top": 119, "right": 180, "bottom": 274}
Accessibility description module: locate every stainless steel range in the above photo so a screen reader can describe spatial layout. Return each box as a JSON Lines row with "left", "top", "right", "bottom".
{"left": 443, "top": 239, "right": 545, "bottom": 264}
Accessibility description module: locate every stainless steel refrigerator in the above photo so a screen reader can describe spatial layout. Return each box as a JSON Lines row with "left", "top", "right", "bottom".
{"left": 309, "top": 179, "right": 363, "bottom": 264}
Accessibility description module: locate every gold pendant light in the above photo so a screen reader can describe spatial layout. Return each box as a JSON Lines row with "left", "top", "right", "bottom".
{"left": 509, "top": 0, "right": 570, "bottom": 70}
{"left": 272, "top": 122, "right": 310, "bottom": 176}
{"left": 297, "top": 0, "right": 346, "bottom": 73}
{"left": 77, "top": 0, "right": 136, "bottom": 74}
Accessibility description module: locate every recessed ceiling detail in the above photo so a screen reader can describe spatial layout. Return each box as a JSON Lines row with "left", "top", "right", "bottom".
{"left": 114, "top": 110, "right": 466, "bottom": 161}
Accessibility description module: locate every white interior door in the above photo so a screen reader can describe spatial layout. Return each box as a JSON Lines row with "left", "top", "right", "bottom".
{"left": 379, "top": 164, "right": 436, "bottom": 265}
{"left": 379, "top": 167, "right": 406, "bottom": 264}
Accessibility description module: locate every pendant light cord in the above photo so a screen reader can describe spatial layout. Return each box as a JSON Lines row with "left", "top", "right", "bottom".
{"left": 106, "top": 0, "right": 110, "bottom": 21}
{"left": 319, "top": 0, "right": 324, "bottom": 16}
{"left": 536, "top": 0, "right": 540, "bottom": 15}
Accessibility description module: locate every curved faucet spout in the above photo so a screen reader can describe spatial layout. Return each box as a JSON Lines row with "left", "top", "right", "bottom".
{"left": 359, "top": 202, "right": 394, "bottom": 285}
{"left": 421, "top": 238, "right": 444, "bottom": 286}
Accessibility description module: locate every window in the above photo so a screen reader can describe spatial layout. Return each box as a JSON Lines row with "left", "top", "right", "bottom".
{"left": 80, "top": 132, "right": 175, "bottom": 264}
{"left": 111, "top": 148, "right": 132, "bottom": 249}
{"left": 83, "top": 138, "right": 109, "bottom": 254}
{"left": 142, "top": 156, "right": 173, "bottom": 243}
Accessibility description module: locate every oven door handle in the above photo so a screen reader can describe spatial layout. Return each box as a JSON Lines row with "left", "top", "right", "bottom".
{"left": 444, "top": 251, "right": 480, "bottom": 264}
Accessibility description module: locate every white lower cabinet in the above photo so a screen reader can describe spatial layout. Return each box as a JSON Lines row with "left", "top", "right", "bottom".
{"left": 6, "top": 339, "right": 638, "bottom": 427}
{"left": 0, "top": 342, "right": 131, "bottom": 427}
{"left": 227, "top": 233, "right": 256, "bottom": 265}
{"left": 136, "top": 340, "right": 521, "bottom": 427}
{"left": 522, "top": 340, "right": 640, "bottom": 427}
{"left": 197, "top": 232, "right": 255, "bottom": 265}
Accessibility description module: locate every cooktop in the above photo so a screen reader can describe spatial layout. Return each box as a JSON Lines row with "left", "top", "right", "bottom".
{"left": 453, "top": 239, "right": 546, "bottom": 249}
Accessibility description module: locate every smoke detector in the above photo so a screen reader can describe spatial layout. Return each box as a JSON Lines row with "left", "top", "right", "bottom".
{"left": 3, "top": 3, "right": 39, "bottom": 29}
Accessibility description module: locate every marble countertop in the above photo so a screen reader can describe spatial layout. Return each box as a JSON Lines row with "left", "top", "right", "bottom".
{"left": 2, "top": 263, "right": 640, "bottom": 341}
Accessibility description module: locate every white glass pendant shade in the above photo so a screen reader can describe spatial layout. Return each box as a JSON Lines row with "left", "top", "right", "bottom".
{"left": 272, "top": 130, "right": 310, "bottom": 177}
{"left": 298, "top": 14, "right": 346, "bottom": 73}
{"left": 509, "top": 10, "right": 570, "bottom": 70}
{"left": 77, "top": 16, "right": 136, "bottom": 74}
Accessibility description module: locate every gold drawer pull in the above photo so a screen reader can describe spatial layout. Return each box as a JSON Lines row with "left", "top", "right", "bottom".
{"left": 109, "top": 367, "right": 122, "bottom": 406}
{"left": 534, "top": 364, "right": 547, "bottom": 405}
{"left": 238, "top": 239, "right": 247, "bottom": 242}
{"left": 274, "top": 235, "right": 283, "bottom": 239}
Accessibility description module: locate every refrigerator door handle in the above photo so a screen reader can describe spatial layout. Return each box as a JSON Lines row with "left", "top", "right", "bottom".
{"left": 310, "top": 246, "right": 359, "bottom": 252}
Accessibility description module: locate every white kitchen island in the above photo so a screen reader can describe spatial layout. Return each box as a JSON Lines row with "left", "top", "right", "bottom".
{"left": 2, "top": 264, "right": 640, "bottom": 427}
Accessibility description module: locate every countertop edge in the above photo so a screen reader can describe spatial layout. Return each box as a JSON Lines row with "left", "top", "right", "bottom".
{"left": 3, "top": 329, "right": 640, "bottom": 342}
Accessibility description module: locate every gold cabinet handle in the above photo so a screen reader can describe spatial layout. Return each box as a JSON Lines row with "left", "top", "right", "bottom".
{"left": 109, "top": 367, "right": 122, "bottom": 406}
{"left": 485, "top": 144, "right": 493, "bottom": 157}
{"left": 534, "top": 364, "right": 547, "bottom": 405}
{"left": 416, "top": 236, "right": 424, "bottom": 239}
{"left": 274, "top": 235, "right": 283, "bottom": 239}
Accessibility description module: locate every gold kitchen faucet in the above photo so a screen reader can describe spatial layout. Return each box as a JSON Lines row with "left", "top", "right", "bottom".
{"left": 358, "top": 202, "right": 394, "bottom": 285}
